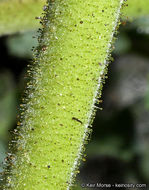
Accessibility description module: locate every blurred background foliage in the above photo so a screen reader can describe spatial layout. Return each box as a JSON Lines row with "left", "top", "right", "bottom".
{"left": 0, "top": 7, "right": 149, "bottom": 190}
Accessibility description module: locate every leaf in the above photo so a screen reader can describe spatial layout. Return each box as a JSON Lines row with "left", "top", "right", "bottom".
{"left": 0, "top": 71, "right": 16, "bottom": 140}
{"left": 0, "top": 0, "right": 46, "bottom": 36}
{"left": 6, "top": 31, "right": 38, "bottom": 58}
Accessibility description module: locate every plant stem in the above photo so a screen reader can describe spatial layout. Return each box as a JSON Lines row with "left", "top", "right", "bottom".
{"left": 3, "top": 0, "right": 123, "bottom": 189}
{"left": 0, "top": 0, "right": 148, "bottom": 36}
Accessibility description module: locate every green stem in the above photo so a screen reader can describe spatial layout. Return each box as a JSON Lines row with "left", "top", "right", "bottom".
{"left": 3, "top": 0, "right": 123, "bottom": 189}
{"left": 0, "top": 0, "right": 149, "bottom": 36}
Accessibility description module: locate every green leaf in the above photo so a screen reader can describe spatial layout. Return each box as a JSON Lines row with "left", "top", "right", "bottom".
{"left": 123, "top": 0, "right": 149, "bottom": 19}
{"left": 0, "top": 71, "right": 16, "bottom": 141}
{"left": 0, "top": 0, "right": 46, "bottom": 36}
{"left": 6, "top": 31, "right": 38, "bottom": 58}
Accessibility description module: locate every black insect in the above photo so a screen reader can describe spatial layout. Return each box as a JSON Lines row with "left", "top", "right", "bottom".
{"left": 72, "top": 117, "right": 83, "bottom": 124}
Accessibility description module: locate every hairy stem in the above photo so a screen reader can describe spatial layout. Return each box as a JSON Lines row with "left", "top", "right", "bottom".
{"left": 3, "top": 0, "right": 123, "bottom": 189}
{"left": 0, "top": 0, "right": 148, "bottom": 36}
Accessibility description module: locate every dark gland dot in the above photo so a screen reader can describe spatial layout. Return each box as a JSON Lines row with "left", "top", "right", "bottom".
{"left": 43, "top": 5, "right": 47, "bottom": 11}
{"left": 47, "top": 165, "right": 50, "bottom": 169}
{"left": 102, "top": 10, "right": 104, "bottom": 12}
{"left": 35, "top": 16, "right": 41, "bottom": 20}
{"left": 42, "top": 45, "right": 47, "bottom": 51}
{"left": 80, "top": 21, "right": 83, "bottom": 24}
